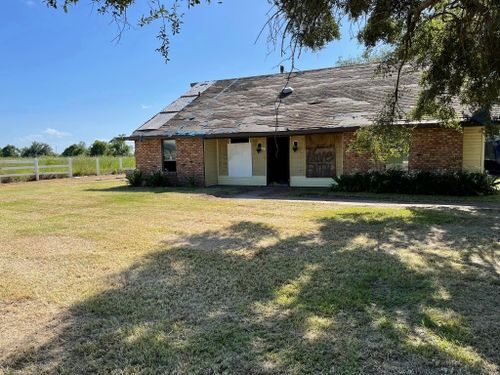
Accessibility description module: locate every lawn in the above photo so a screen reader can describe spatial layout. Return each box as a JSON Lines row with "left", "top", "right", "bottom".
{"left": 0, "top": 177, "right": 499, "bottom": 374}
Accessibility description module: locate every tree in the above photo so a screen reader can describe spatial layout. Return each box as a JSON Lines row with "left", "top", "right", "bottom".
{"left": 268, "top": 0, "right": 500, "bottom": 159}
{"left": 89, "top": 140, "right": 109, "bottom": 156}
{"left": 21, "top": 142, "right": 55, "bottom": 157}
{"left": 108, "top": 135, "right": 132, "bottom": 156}
{"left": 45, "top": 0, "right": 212, "bottom": 63}
{"left": 1, "top": 144, "right": 20, "bottom": 157}
{"left": 62, "top": 142, "right": 87, "bottom": 157}
{"left": 48, "top": 0, "right": 500, "bottom": 159}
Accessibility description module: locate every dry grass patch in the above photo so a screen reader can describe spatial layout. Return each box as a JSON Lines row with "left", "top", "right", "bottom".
{"left": 0, "top": 177, "right": 499, "bottom": 374}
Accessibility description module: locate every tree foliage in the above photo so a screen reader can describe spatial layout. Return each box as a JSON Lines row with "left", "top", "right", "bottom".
{"left": 1, "top": 144, "right": 20, "bottom": 157}
{"left": 269, "top": 0, "right": 500, "bottom": 159}
{"left": 21, "top": 142, "right": 55, "bottom": 157}
{"left": 45, "top": 0, "right": 212, "bottom": 63}
{"left": 89, "top": 140, "right": 109, "bottom": 156}
{"left": 108, "top": 134, "right": 133, "bottom": 156}
{"left": 62, "top": 142, "right": 88, "bottom": 157}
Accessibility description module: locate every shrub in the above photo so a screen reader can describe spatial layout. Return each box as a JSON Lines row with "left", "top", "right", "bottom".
{"left": 185, "top": 176, "right": 197, "bottom": 187}
{"left": 146, "top": 170, "right": 169, "bottom": 187}
{"left": 126, "top": 170, "right": 143, "bottom": 187}
{"left": 333, "top": 171, "right": 499, "bottom": 196}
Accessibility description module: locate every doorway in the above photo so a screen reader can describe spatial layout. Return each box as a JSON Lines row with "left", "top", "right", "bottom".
{"left": 267, "top": 136, "right": 290, "bottom": 185}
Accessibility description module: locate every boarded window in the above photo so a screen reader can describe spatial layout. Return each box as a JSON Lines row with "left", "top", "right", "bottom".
{"left": 306, "top": 134, "right": 336, "bottom": 177}
{"left": 228, "top": 142, "right": 252, "bottom": 177}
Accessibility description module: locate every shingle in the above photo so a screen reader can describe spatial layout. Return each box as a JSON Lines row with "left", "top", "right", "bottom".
{"left": 131, "top": 64, "right": 499, "bottom": 137}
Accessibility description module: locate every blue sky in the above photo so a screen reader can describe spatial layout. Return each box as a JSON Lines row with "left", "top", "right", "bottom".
{"left": 0, "top": 0, "right": 363, "bottom": 153}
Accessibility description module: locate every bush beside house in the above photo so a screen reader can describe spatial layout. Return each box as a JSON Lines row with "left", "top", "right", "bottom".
{"left": 333, "top": 170, "right": 499, "bottom": 196}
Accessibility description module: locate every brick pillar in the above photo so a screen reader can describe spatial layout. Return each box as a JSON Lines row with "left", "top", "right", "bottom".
{"left": 409, "top": 128, "right": 463, "bottom": 171}
{"left": 135, "top": 139, "right": 163, "bottom": 173}
{"left": 176, "top": 137, "right": 205, "bottom": 186}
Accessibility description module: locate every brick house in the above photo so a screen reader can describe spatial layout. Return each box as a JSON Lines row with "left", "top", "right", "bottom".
{"left": 128, "top": 64, "right": 488, "bottom": 187}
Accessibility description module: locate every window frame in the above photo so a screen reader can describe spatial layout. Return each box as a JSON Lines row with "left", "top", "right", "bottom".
{"left": 162, "top": 139, "right": 177, "bottom": 173}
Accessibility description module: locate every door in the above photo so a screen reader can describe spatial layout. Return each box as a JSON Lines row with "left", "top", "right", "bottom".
{"left": 267, "top": 136, "right": 290, "bottom": 185}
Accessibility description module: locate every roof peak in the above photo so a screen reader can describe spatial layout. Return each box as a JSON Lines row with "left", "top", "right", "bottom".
{"left": 207, "top": 62, "right": 381, "bottom": 84}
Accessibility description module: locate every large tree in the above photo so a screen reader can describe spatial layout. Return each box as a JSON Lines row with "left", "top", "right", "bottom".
{"left": 1, "top": 145, "right": 20, "bottom": 158}
{"left": 62, "top": 142, "right": 88, "bottom": 157}
{"left": 89, "top": 140, "right": 109, "bottom": 156}
{"left": 47, "top": 0, "right": 500, "bottom": 158}
{"left": 21, "top": 141, "right": 55, "bottom": 157}
{"left": 108, "top": 135, "right": 133, "bottom": 157}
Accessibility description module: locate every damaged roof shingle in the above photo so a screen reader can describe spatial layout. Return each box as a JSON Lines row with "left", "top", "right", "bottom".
{"left": 130, "top": 63, "right": 498, "bottom": 138}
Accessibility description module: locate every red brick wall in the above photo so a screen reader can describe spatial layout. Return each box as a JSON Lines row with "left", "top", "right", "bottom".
{"left": 176, "top": 137, "right": 205, "bottom": 186}
{"left": 343, "top": 132, "right": 383, "bottom": 173}
{"left": 135, "top": 139, "right": 163, "bottom": 173}
{"left": 409, "top": 128, "right": 463, "bottom": 171}
{"left": 342, "top": 128, "right": 463, "bottom": 174}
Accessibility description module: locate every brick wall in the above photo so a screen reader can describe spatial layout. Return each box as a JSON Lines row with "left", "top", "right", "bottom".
{"left": 176, "top": 137, "right": 205, "bottom": 186}
{"left": 409, "top": 128, "right": 463, "bottom": 171}
{"left": 342, "top": 128, "right": 463, "bottom": 174}
{"left": 343, "top": 132, "right": 383, "bottom": 173}
{"left": 135, "top": 139, "right": 163, "bottom": 173}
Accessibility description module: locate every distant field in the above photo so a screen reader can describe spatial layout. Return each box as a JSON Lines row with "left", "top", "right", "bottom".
{"left": 0, "top": 156, "right": 135, "bottom": 181}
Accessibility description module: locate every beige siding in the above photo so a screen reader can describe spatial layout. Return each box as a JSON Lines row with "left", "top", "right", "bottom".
{"left": 290, "top": 135, "right": 306, "bottom": 176}
{"left": 251, "top": 137, "right": 266, "bottom": 176}
{"left": 463, "top": 127, "right": 485, "bottom": 172}
{"left": 204, "top": 139, "right": 218, "bottom": 186}
{"left": 217, "top": 138, "right": 228, "bottom": 176}
{"left": 290, "top": 134, "right": 341, "bottom": 187}
{"left": 335, "top": 134, "right": 343, "bottom": 176}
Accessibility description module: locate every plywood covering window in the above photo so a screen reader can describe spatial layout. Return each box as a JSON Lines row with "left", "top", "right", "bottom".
{"left": 163, "top": 140, "right": 177, "bottom": 172}
{"left": 228, "top": 142, "right": 252, "bottom": 177}
{"left": 306, "top": 134, "right": 336, "bottom": 177}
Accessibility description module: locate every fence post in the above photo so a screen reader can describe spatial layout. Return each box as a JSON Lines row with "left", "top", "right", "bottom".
{"left": 96, "top": 157, "right": 100, "bottom": 176}
{"left": 34, "top": 158, "right": 39, "bottom": 181}
{"left": 68, "top": 158, "right": 73, "bottom": 178}
{"left": 119, "top": 157, "right": 123, "bottom": 174}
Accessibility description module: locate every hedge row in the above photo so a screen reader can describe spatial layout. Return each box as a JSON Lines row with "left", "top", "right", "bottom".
{"left": 333, "top": 170, "right": 499, "bottom": 196}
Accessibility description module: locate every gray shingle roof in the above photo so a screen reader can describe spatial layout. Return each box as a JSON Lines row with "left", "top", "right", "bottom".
{"left": 129, "top": 63, "right": 496, "bottom": 139}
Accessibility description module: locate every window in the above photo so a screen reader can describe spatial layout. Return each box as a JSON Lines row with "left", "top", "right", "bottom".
{"left": 163, "top": 140, "right": 177, "bottom": 172}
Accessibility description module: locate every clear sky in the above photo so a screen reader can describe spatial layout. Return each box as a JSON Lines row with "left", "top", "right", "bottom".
{"left": 0, "top": 0, "right": 363, "bottom": 153}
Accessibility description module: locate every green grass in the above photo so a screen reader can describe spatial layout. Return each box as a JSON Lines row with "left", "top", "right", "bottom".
{"left": 0, "top": 156, "right": 135, "bottom": 181}
{"left": 0, "top": 177, "right": 499, "bottom": 374}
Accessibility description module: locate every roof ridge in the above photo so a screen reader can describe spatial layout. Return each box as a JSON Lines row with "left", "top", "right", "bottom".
{"left": 210, "top": 62, "right": 380, "bottom": 84}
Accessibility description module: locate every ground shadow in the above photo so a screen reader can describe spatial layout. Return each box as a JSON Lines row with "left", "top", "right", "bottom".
{"left": 3, "top": 209, "right": 499, "bottom": 374}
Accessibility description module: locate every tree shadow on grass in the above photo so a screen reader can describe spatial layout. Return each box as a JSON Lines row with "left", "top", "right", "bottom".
{"left": 3, "top": 209, "right": 499, "bottom": 374}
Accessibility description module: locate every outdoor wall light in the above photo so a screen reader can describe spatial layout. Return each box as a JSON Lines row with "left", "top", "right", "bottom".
{"left": 256, "top": 143, "right": 262, "bottom": 153}
{"left": 292, "top": 141, "right": 299, "bottom": 152}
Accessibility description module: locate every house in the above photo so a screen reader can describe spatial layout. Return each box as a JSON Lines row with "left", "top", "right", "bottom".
{"left": 127, "top": 63, "right": 490, "bottom": 187}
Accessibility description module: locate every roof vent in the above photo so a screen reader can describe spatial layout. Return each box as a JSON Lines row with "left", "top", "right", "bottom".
{"left": 280, "top": 87, "right": 294, "bottom": 98}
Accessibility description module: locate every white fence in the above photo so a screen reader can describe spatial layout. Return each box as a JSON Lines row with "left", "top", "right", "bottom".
{"left": 0, "top": 157, "right": 130, "bottom": 183}
{"left": 0, "top": 158, "right": 72, "bottom": 183}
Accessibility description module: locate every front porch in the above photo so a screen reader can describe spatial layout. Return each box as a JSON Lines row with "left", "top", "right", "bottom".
{"left": 203, "top": 134, "right": 344, "bottom": 187}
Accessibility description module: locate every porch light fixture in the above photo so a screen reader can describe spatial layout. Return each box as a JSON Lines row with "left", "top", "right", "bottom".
{"left": 292, "top": 141, "right": 299, "bottom": 152}
{"left": 256, "top": 143, "right": 262, "bottom": 153}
